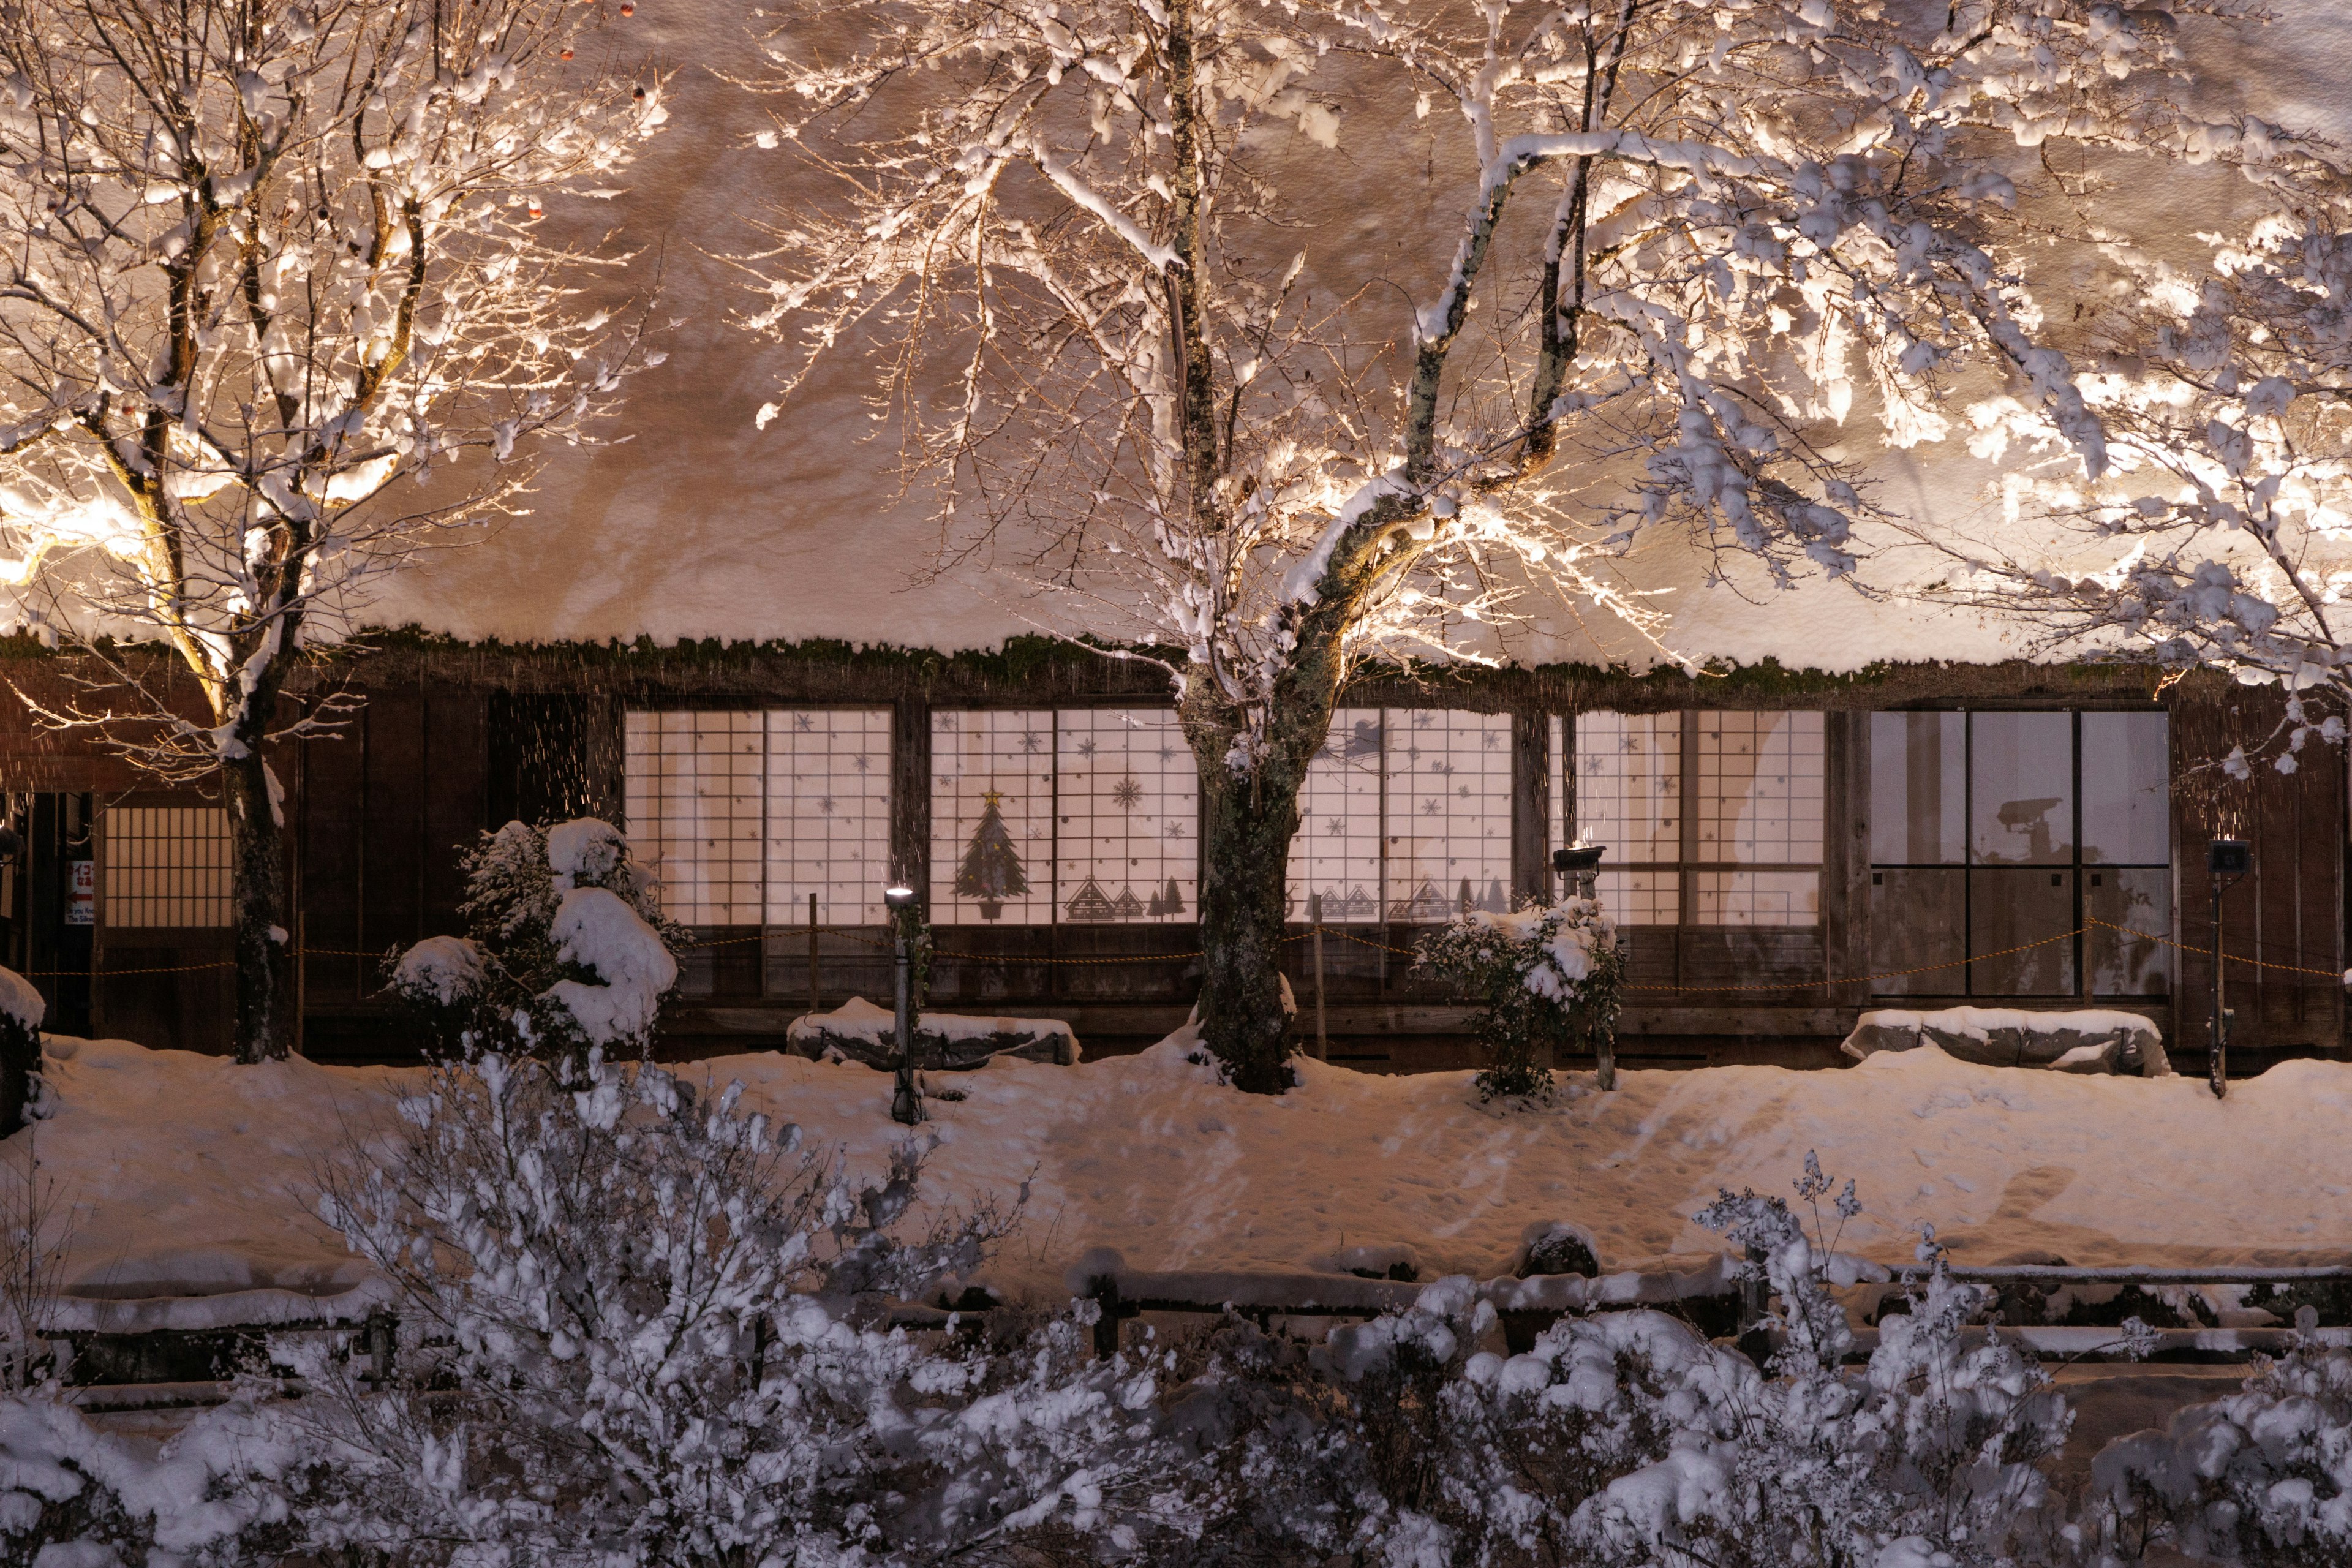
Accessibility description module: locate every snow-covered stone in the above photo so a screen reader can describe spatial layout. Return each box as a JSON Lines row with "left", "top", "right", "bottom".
{"left": 387, "top": 935, "right": 486, "bottom": 1009}
{"left": 1842, "top": 1006, "right": 2172, "bottom": 1077}
{"left": 785, "top": 996, "right": 1079, "bottom": 1071}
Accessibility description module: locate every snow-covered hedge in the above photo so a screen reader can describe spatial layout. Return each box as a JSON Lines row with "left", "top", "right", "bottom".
{"left": 4, "top": 1138, "right": 2345, "bottom": 1567}
{"left": 2092, "top": 1335, "right": 2352, "bottom": 1564}
{"left": 385, "top": 818, "right": 683, "bottom": 1061}
{"left": 1417, "top": 897, "right": 1624, "bottom": 1099}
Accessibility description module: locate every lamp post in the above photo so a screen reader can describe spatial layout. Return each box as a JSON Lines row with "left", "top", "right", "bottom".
{"left": 1553, "top": 843, "right": 1613, "bottom": 1091}
{"left": 884, "top": 884, "right": 925, "bottom": 1126}
{"left": 2206, "top": 839, "right": 2251, "bottom": 1100}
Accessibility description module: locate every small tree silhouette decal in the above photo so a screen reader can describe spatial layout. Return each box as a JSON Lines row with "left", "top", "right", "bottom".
{"left": 954, "top": 790, "right": 1029, "bottom": 919}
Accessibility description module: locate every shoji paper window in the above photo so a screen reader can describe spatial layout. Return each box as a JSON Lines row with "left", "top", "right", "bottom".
{"left": 1055, "top": 709, "right": 1198, "bottom": 923}
{"left": 1572, "top": 712, "right": 1684, "bottom": 925}
{"left": 624, "top": 709, "right": 892, "bottom": 925}
{"left": 624, "top": 711, "right": 765, "bottom": 924}
{"left": 764, "top": 709, "right": 893, "bottom": 924}
{"left": 1383, "top": 709, "right": 1513, "bottom": 921}
{"left": 1289, "top": 709, "right": 1385, "bottom": 922}
{"left": 930, "top": 709, "right": 1057, "bottom": 925}
{"left": 102, "top": 807, "right": 232, "bottom": 927}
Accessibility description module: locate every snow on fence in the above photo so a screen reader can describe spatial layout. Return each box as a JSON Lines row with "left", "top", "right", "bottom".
{"left": 14, "top": 1256, "right": 2350, "bottom": 1408}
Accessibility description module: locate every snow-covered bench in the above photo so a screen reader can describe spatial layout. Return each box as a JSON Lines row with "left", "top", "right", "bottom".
{"left": 786, "top": 997, "right": 1080, "bottom": 1071}
{"left": 1841, "top": 1006, "right": 2172, "bottom": 1077}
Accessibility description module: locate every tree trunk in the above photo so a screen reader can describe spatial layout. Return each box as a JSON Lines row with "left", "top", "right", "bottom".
{"left": 222, "top": 746, "right": 295, "bottom": 1063}
{"left": 1193, "top": 764, "right": 1303, "bottom": 1093}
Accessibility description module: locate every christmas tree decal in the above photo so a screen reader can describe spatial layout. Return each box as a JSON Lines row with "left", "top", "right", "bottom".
{"left": 955, "top": 790, "right": 1028, "bottom": 919}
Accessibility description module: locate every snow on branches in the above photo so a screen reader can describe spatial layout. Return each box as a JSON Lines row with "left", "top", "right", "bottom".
{"left": 734, "top": 0, "right": 2280, "bottom": 764}
{"left": 0, "top": 0, "right": 669, "bottom": 777}
{"left": 1939, "top": 198, "right": 2352, "bottom": 770}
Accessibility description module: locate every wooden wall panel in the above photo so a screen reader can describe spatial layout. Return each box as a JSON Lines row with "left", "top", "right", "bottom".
{"left": 300, "top": 703, "right": 367, "bottom": 1005}
{"left": 2171, "top": 687, "right": 2343, "bottom": 1060}
{"left": 362, "top": 692, "right": 426, "bottom": 955}
{"left": 422, "top": 692, "right": 488, "bottom": 934}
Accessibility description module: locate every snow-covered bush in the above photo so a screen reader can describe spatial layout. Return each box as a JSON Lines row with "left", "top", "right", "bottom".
{"left": 1561, "top": 1159, "right": 2074, "bottom": 1568}
{"left": 0, "top": 965, "right": 42, "bottom": 1137}
{"left": 0, "top": 1393, "right": 297, "bottom": 1567}
{"left": 248, "top": 1047, "right": 1210, "bottom": 1565}
{"left": 386, "top": 818, "right": 683, "bottom": 1061}
{"left": 1417, "top": 899, "right": 1623, "bottom": 1100}
{"left": 1264, "top": 1157, "right": 2075, "bottom": 1568}
{"left": 2091, "top": 1336, "right": 2352, "bottom": 1566}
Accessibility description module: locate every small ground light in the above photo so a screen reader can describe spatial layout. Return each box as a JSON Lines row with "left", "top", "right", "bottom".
{"left": 884, "top": 887, "right": 924, "bottom": 1125}
{"left": 2206, "top": 839, "right": 2252, "bottom": 1099}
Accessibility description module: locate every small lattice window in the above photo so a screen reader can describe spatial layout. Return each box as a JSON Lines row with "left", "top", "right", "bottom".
{"left": 102, "top": 807, "right": 232, "bottom": 927}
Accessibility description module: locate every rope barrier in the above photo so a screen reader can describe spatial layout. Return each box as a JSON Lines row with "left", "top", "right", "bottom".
{"left": 20, "top": 916, "right": 2339, "bottom": 989}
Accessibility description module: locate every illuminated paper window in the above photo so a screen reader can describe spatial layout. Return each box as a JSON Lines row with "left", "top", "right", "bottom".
{"left": 102, "top": 807, "right": 231, "bottom": 927}
{"left": 764, "top": 709, "right": 892, "bottom": 925}
{"left": 1574, "top": 710, "right": 1824, "bottom": 927}
{"left": 930, "top": 709, "right": 1056, "bottom": 925}
{"left": 1383, "top": 709, "right": 1512, "bottom": 922}
{"left": 624, "top": 710, "right": 767, "bottom": 925}
{"left": 623, "top": 709, "right": 892, "bottom": 925}
{"left": 1288, "top": 709, "right": 1385, "bottom": 923}
{"left": 1574, "top": 711, "right": 1684, "bottom": 925}
{"left": 1055, "top": 709, "right": 1197, "bottom": 923}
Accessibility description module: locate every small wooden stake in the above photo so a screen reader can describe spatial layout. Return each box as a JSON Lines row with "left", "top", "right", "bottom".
{"left": 807, "top": 891, "right": 820, "bottom": 1020}
{"left": 1310, "top": 892, "right": 1328, "bottom": 1061}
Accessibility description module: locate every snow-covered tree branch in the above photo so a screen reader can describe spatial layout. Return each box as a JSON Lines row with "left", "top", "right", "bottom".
{"left": 0, "top": 0, "right": 669, "bottom": 1060}
{"left": 735, "top": 0, "right": 2286, "bottom": 1088}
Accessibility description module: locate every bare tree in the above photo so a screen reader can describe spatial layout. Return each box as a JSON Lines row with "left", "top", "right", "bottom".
{"left": 0, "top": 0, "right": 669, "bottom": 1060}
{"left": 738, "top": 0, "right": 2282, "bottom": 1090}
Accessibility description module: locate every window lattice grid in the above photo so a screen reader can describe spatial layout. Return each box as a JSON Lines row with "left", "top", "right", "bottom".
{"left": 1574, "top": 711, "right": 1683, "bottom": 925}
{"left": 1574, "top": 712, "right": 1683, "bottom": 865}
{"left": 623, "top": 710, "right": 764, "bottom": 925}
{"left": 1596, "top": 869, "right": 1680, "bottom": 926}
{"left": 1383, "top": 709, "right": 1512, "bottom": 921}
{"left": 102, "top": 807, "right": 232, "bottom": 928}
{"left": 1289, "top": 708, "right": 1385, "bottom": 923}
{"left": 930, "top": 709, "right": 1057, "bottom": 925}
{"left": 1695, "top": 870, "right": 1820, "bottom": 927}
{"left": 764, "top": 709, "right": 893, "bottom": 926}
{"left": 1694, "top": 711, "right": 1825, "bottom": 866}
{"left": 1055, "top": 709, "right": 1198, "bottom": 924}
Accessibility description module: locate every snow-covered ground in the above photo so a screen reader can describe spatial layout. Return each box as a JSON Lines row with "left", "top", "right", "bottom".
{"left": 13, "top": 1033, "right": 2350, "bottom": 1313}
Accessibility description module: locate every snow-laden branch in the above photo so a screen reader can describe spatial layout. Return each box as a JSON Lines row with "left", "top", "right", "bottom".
{"left": 0, "top": 0, "right": 670, "bottom": 778}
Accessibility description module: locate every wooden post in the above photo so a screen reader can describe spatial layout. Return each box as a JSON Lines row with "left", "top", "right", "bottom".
{"left": 807, "top": 891, "right": 820, "bottom": 1020}
{"left": 1310, "top": 892, "right": 1328, "bottom": 1061}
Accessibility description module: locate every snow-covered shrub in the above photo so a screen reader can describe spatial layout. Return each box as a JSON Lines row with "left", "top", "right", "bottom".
{"left": 0, "top": 965, "right": 43, "bottom": 1137}
{"left": 1417, "top": 898, "right": 1623, "bottom": 1100}
{"left": 1264, "top": 1158, "right": 2075, "bottom": 1568}
{"left": 1558, "top": 1159, "right": 2074, "bottom": 1568}
{"left": 255, "top": 1047, "right": 1206, "bottom": 1565}
{"left": 386, "top": 818, "right": 684, "bottom": 1061}
{"left": 0, "top": 1393, "right": 296, "bottom": 1566}
{"left": 2090, "top": 1337, "right": 2352, "bottom": 1566}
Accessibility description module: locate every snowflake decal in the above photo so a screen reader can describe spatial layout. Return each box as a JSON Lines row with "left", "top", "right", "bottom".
{"left": 1110, "top": 775, "right": 1143, "bottom": 810}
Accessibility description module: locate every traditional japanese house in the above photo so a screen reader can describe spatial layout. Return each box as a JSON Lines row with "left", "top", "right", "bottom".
{"left": 0, "top": 635, "right": 2336, "bottom": 1077}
